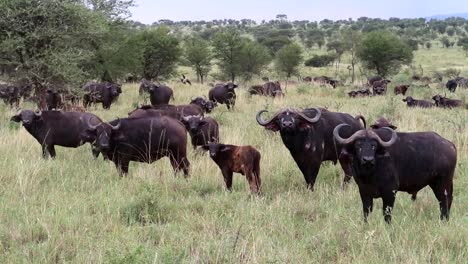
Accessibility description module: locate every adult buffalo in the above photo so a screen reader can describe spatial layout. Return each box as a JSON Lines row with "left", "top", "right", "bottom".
{"left": 372, "top": 79, "right": 391, "bottom": 95}
{"left": 128, "top": 107, "right": 181, "bottom": 120}
{"left": 334, "top": 124, "right": 456, "bottom": 223}
{"left": 263, "top": 81, "right": 284, "bottom": 97}
{"left": 256, "top": 108, "right": 363, "bottom": 189}
{"left": 0, "top": 84, "right": 20, "bottom": 107}
{"left": 45, "top": 89, "right": 62, "bottom": 110}
{"left": 146, "top": 83, "right": 174, "bottom": 105}
{"left": 432, "top": 95, "right": 464, "bottom": 109}
{"left": 181, "top": 114, "right": 219, "bottom": 149}
{"left": 367, "top": 76, "right": 383, "bottom": 86}
{"left": 348, "top": 89, "right": 372, "bottom": 98}
{"left": 82, "top": 117, "right": 190, "bottom": 176}
{"left": 402, "top": 96, "right": 434, "bottom": 108}
{"left": 190, "top": 96, "right": 217, "bottom": 113}
{"left": 208, "top": 82, "right": 238, "bottom": 110}
{"left": 10, "top": 110, "right": 102, "bottom": 158}
{"left": 83, "top": 82, "right": 121, "bottom": 109}
{"left": 446, "top": 79, "right": 457, "bottom": 92}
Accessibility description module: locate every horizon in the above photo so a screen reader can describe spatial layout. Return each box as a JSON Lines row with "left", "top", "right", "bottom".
{"left": 129, "top": 0, "right": 468, "bottom": 24}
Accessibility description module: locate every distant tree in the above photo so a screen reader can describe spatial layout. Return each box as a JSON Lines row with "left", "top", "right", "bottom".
{"left": 275, "top": 43, "right": 303, "bottom": 80}
{"left": 403, "top": 38, "right": 419, "bottom": 51}
{"left": 212, "top": 29, "right": 244, "bottom": 82}
{"left": 303, "top": 28, "right": 325, "bottom": 49}
{"left": 304, "top": 54, "right": 336, "bottom": 67}
{"left": 138, "top": 27, "right": 181, "bottom": 80}
{"left": 446, "top": 26, "right": 455, "bottom": 37}
{"left": 357, "top": 31, "right": 413, "bottom": 77}
{"left": 440, "top": 36, "right": 451, "bottom": 48}
{"left": 425, "top": 42, "right": 432, "bottom": 49}
{"left": 184, "top": 36, "right": 212, "bottom": 83}
{"left": 254, "top": 27, "right": 292, "bottom": 54}
{"left": 341, "top": 28, "right": 363, "bottom": 82}
{"left": 238, "top": 40, "right": 271, "bottom": 81}
{"left": 458, "top": 36, "right": 468, "bottom": 55}
{"left": 327, "top": 37, "right": 346, "bottom": 74}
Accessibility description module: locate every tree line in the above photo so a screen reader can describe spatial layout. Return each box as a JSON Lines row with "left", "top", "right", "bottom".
{"left": 1, "top": 1, "right": 467, "bottom": 91}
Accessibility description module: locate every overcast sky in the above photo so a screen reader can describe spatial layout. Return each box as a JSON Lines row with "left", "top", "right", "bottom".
{"left": 129, "top": 0, "right": 468, "bottom": 24}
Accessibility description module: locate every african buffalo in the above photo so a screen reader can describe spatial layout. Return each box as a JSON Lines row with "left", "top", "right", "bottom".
{"left": 249, "top": 82, "right": 283, "bottom": 97}
{"left": 348, "top": 89, "right": 372, "bottom": 98}
{"left": 181, "top": 114, "right": 219, "bottom": 149}
{"left": 367, "top": 76, "right": 383, "bottom": 86}
{"left": 334, "top": 123, "right": 456, "bottom": 223}
{"left": 149, "top": 84, "right": 174, "bottom": 105}
{"left": 402, "top": 96, "right": 434, "bottom": 108}
{"left": 202, "top": 143, "right": 261, "bottom": 194}
{"left": 10, "top": 110, "right": 102, "bottom": 158}
{"left": 446, "top": 80, "right": 457, "bottom": 92}
{"left": 190, "top": 96, "right": 217, "bottom": 113}
{"left": 372, "top": 79, "right": 391, "bottom": 95}
{"left": 82, "top": 117, "right": 190, "bottom": 176}
{"left": 83, "top": 82, "right": 121, "bottom": 109}
{"left": 0, "top": 84, "right": 20, "bottom": 107}
{"left": 45, "top": 89, "right": 62, "bottom": 110}
{"left": 432, "top": 95, "right": 464, "bottom": 109}
{"left": 394, "top": 85, "right": 410, "bottom": 95}
{"left": 256, "top": 108, "right": 363, "bottom": 189}
{"left": 314, "top": 76, "right": 338, "bottom": 88}
{"left": 370, "top": 117, "right": 397, "bottom": 130}
{"left": 208, "top": 82, "right": 238, "bottom": 110}
{"left": 128, "top": 107, "right": 181, "bottom": 120}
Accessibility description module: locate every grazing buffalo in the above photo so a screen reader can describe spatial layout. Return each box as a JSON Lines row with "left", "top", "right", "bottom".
{"left": 202, "top": 143, "right": 261, "bottom": 194}
{"left": 256, "top": 108, "right": 363, "bottom": 189}
{"left": 0, "top": 84, "right": 20, "bottom": 107}
{"left": 190, "top": 96, "right": 218, "bottom": 113}
{"left": 394, "top": 85, "right": 410, "bottom": 95}
{"left": 402, "top": 96, "right": 434, "bottom": 108}
{"left": 45, "top": 89, "right": 62, "bottom": 110}
{"left": 209, "top": 82, "right": 238, "bottom": 110}
{"left": 334, "top": 124, "right": 456, "bottom": 223}
{"left": 314, "top": 76, "right": 338, "bottom": 88}
{"left": 181, "top": 114, "right": 219, "bottom": 149}
{"left": 455, "top": 77, "right": 468, "bottom": 89}
{"left": 446, "top": 79, "right": 457, "bottom": 92}
{"left": 432, "top": 95, "right": 464, "bottom": 109}
{"left": 82, "top": 117, "right": 190, "bottom": 176}
{"left": 10, "top": 110, "right": 102, "bottom": 158}
{"left": 83, "top": 82, "right": 122, "bottom": 109}
{"left": 348, "top": 89, "right": 372, "bottom": 98}
{"left": 303, "top": 76, "right": 313, "bottom": 82}
{"left": 367, "top": 76, "right": 383, "bottom": 86}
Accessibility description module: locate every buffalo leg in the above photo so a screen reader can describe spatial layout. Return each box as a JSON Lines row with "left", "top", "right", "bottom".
{"left": 245, "top": 169, "right": 261, "bottom": 194}
{"left": 338, "top": 157, "right": 353, "bottom": 187}
{"left": 169, "top": 155, "right": 190, "bottom": 177}
{"left": 41, "top": 145, "right": 49, "bottom": 159}
{"left": 221, "top": 169, "right": 233, "bottom": 191}
{"left": 91, "top": 146, "right": 100, "bottom": 159}
{"left": 411, "top": 192, "right": 418, "bottom": 201}
{"left": 44, "top": 145, "right": 56, "bottom": 159}
{"left": 114, "top": 158, "right": 129, "bottom": 176}
{"left": 381, "top": 191, "right": 396, "bottom": 224}
{"left": 298, "top": 163, "right": 320, "bottom": 190}
{"left": 225, "top": 102, "right": 231, "bottom": 110}
{"left": 430, "top": 181, "right": 453, "bottom": 221}
{"left": 359, "top": 190, "right": 373, "bottom": 223}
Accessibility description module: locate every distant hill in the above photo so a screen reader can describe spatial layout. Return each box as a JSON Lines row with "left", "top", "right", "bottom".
{"left": 427, "top": 13, "right": 468, "bottom": 20}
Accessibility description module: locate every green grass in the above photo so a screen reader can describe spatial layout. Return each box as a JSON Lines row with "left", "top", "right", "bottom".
{"left": 0, "top": 46, "right": 467, "bottom": 263}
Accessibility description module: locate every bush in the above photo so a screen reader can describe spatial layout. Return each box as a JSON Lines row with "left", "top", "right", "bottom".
{"left": 304, "top": 54, "right": 336, "bottom": 67}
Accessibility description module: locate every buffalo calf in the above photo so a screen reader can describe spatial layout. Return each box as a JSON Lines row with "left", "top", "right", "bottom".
{"left": 203, "top": 143, "right": 261, "bottom": 194}
{"left": 394, "top": 85, "right": 409, "bottom": 95}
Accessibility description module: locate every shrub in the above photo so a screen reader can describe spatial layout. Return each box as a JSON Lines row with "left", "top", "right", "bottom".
{"left": 304, "top": 54, "right": 336, "bottom": 67}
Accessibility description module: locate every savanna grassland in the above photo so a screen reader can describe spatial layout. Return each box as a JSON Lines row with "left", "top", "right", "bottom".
{"left": 0, "top": 46, "right": 467, "bottom": 263}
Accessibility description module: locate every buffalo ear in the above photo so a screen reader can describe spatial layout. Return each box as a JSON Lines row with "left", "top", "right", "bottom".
{"left": 402, "top": 99, "right": 407, "bottom": 102}
{"left": 10, "top": 115, "right": 21, "bottom": 122}
{"left": 298, "top": 121, "right": 312, "bottom": 130}
{"left": 80, "top": 129, "right": 97, "bottom": 142}
{"left": 389, "top": 125, "right": 397, "bottom": 130}
{"left": 264, "top": 123, "right": 280, "bottom": 132}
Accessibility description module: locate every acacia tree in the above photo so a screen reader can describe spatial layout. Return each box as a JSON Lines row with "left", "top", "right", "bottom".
{"left": 212, "top": 29, "right": 244, "bottom": 82}
{"left": 184, "top": 36, "right": 212, "bottom": 83}
{"left": 238, "top": 39, "right": 271, "bottom": 81}
{"left": 341, "top": 28, "right": 362, "bottom": 82}
{"left": 138, "top": 27, "right": 181, "bottom": 80}
{"left": 275, "top": 43, "right": 303, "bottom": 88}
{"left": 357, "top": 31, "right": 413, "bottom": 77}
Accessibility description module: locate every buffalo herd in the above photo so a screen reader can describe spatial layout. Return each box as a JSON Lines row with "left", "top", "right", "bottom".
{"left": 3, "top": 76, "right": 464, "bottom": 223}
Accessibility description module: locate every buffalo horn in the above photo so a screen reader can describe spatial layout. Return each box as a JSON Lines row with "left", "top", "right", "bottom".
{"left": 333, "top": 124, "right": 367, "bottom": 145}
{"left": 369, "top": 128, "right": 397, "bottom": 147}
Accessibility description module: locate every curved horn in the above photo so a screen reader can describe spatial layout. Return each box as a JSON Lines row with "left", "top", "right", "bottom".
{"left": 369, "top": 128, "right": 397, "bottom": 148}
{"left": 333, "top": 124, "right": 367, "bottom": 145}
{"left": 15, "top": 109, "right": 22, "bottom": 116}
{"left": 256, "top": 108, "right": 290, "bottom": 126}
{"left": 202, "top": 95, "right": 207, "bottom": 100}
{"left": 87, "top": 117, "right": 99, "bottom": 130}
{"left": 34, "top": 110, "right": 42, "bottom": 117}
{"left": 355, "top": 115, "right": 367, "bottom": 129}
{"left": 110, "top": 118, "right": 121, "bottom": 130}
{"left": 296, "top": 108, "right": 321, "bottom": 123}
